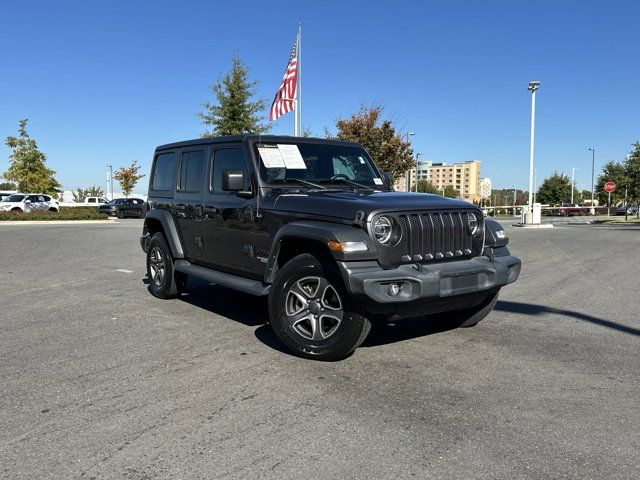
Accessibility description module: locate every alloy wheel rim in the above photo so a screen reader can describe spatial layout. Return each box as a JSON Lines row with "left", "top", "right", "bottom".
{"left": 149, "top": 246, "right": 166, "bottom": 287}
{"left": 284, "top": 276, "right": 343, "bottom": 341}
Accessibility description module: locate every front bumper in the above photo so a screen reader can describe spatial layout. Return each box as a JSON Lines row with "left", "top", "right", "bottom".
{"left": 339, "top": 254, "right": 520, "bottom": 305}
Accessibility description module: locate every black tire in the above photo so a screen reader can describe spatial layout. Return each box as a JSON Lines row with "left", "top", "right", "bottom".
{"left": 48, "top": 208, "right": 57, "bottom": 213}
{"left": 116, "top": 209, "right": 124, "bottom": 219}
{"left": 455, "top": 291, "right": 499, "bottom": 328}
{"left": 269, "top": 253, "right": 371, "bottom": 361}
{"left": 146, "top": 232, "right": 186, "bottom": 299}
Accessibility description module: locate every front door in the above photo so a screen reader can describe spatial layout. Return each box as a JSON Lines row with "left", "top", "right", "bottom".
{"left": 202, "top": 145, "right": 256, "bottom": 271}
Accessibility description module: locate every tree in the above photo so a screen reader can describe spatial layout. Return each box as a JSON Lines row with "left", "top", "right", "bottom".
{"left": 4, "top": 119, "right": 60, "bottom": 194}
{"left": 443, "top": 185, "right": 458, "bottom": 198}
{"left": 624, "top": 142, "right": 640, "bottom": 206}
{"left": 0, "top": 181, "right": 17, "bottom": 190}
{"left": 537, "top": 172, "right": 571, "bottom": 205}
{"left": 416, "top": 179, "right": 439, "bottom": 194}
{"left": 72, "top": 188, "right": 88, "bottom": 203}
{"left": 595, "top": 161, "right": 628, "bottom": 205}
{"left": 72, "top": 186, "right": 104, "bottom": 203}
{"left": 113, "top": 161, "right": 145, "bottom": 197}
{"left": 327, "top": 106, "right": 414, "bottom": 181}
{"left": 199, "top": 54, "right": 269, "bottom": 136}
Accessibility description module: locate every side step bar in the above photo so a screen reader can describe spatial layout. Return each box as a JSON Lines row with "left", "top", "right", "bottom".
{"left": 174, "top": 260, "right": 270, "bottom": 296}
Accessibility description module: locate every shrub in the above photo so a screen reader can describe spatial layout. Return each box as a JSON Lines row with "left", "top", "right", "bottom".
{"left": 0, "top": 208, "right": 108, "bottom": 221}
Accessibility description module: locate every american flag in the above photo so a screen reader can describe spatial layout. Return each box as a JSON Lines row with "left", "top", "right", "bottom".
{"left": 269, "top": 38, "right": 298, "bottom": 121}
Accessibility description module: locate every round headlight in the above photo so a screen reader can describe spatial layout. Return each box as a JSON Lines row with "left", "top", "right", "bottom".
{"left": 373, "top": 216, "right": 398, "bottom": 245}
{"left": 468, "top": 212, "right": 479, "bottom": 235}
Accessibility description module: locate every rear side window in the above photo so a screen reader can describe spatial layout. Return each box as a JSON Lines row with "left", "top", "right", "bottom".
{"left": 152, "top": 152, "right": 177, "bottom": 192}
{"left": 87, "top": 198, "right": 96, "bottom": 203}
{"left": 178, "top": 150, "right": 204, "bottom": 192}
{"left": 211, "top": 148, "right": 248, "bottom": 192}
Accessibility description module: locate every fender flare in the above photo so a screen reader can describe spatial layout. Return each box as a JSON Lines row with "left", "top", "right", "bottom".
{"left": 143, "top": 209, "right": 185, "bottom": 258}
{"left": 484, "top": 218, "right": 509, "bottom": 248}
{"left": 264, "top": 220, "right": 377, "bottom": 283}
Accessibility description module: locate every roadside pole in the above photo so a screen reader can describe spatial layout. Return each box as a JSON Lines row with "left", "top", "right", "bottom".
{"left": 607, "top": 191, "right": 611, "bottom": 217}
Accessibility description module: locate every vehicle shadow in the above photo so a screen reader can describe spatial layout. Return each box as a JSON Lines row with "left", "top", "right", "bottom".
{"left": 177, "top": 277, "right": 269, "bottom": 328}
{"left": 495, "top": 300, "right": 640, "bottom": 337}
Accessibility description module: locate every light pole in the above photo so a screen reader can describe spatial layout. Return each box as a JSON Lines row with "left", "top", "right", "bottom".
{"left": 415, "top": 152, "right": 422, "bottom": 192}
{"left": 534, "top": 169, "right": 538, "bottom": 204}
{"left": 588, "top": 147, "right": 595, "bottom": 214}
{"left": 527, "top": 81, "right": 540, "bottom": 223}
{"left": 570, "top": 167, "right": 579, "bottom": 204}
{"left": 513, "top": 186, "right": 517, "bottom": 217}
{"left": 405, "top": 131, "right": 415, "bottom": 192}
{"left": 107, "top": 164, "right": 114, "bottom": 200}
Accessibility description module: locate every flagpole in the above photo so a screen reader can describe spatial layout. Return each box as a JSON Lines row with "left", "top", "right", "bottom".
{"left": 294, "top": 24, "right": 301, "bottom": 136}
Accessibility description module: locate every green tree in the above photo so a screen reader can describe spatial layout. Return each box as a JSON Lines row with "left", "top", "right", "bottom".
{"left": 327, "top": 106, "right": 414, "bottom": 181}
{"left": 416, "top": 179, "right": 439, "bottom": 194}
{"left": 199, "top": 54, "right": 269, "bottom": 136}
{"left": 0, "top": 181, "right": 17, "bottom": 190}
{"left": 113, "top": 161, "right": 145, "bottom": 197}
{"left": 624, "top": 142, "right": 640, "bottom": 207}
{"left": 595, "top": 160, "right": 628, "bottom": 205}
{"left": 72, "top": 188, "right": 88, "bottom": 203}
{"left": 72, "top": 186, "right": 104, "bottom": 203}
{"left": 443, "top": 185, "right": 458, "bottom": 198}
{"left": 4, "top": 119, "right": 60, "bottom": 194}
{"left": 537, "top": 172, "right": 571, "bottom": 205}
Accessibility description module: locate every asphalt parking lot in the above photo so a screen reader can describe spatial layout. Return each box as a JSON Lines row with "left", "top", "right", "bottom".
{"left": 1, "top": 219, "right": 638, "bottom": 479}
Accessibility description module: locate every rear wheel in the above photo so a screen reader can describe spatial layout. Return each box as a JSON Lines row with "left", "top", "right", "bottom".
{"left": 269, "top": 254, "right": 370, "bottom": 361}
{"left": 146, "top": 232, "right": 186, "bottom": 299}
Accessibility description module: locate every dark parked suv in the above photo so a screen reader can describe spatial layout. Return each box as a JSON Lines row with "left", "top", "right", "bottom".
{"left": 141, "top": 136, "right": 521, "bottom": 360}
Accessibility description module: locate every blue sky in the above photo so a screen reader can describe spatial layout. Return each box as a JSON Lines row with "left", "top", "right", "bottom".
{"left": 1, "top": 0, "right": 638, "bottom": 192}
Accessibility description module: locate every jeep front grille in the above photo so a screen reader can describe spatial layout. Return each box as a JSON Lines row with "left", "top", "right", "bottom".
{"left": 372, "top": 210, "right": 482, "bottom": 268}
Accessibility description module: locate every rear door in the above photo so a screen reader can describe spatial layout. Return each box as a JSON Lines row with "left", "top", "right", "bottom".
{"left": 201, "top": 144, "right": 256, "bottom": 270}
{"left": 173, "top": 148, "right": 207, "bottom": 260}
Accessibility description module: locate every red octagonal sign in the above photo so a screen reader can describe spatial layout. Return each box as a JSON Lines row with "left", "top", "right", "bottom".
{"left": 604, "top": 181, "right": 616, "bottom": 193}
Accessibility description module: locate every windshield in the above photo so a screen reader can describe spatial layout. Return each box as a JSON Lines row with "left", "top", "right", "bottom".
{"left": 1, "top": 195, "right": 25, "bottom": 202}
{"left": 255, "top": 142, "right": 385, "bottom": 190}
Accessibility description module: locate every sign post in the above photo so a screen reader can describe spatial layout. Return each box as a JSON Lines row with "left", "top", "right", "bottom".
{"left": 604, "top": 181, "right": 616, "bottom": 217}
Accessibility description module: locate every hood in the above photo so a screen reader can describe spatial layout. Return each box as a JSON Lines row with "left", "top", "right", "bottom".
{"left": 268, "top": 191, "right": 476, "bottom": 221}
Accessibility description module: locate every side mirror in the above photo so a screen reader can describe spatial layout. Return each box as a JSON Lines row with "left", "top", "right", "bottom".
{"left": 25, "top": 199, "right": 32, "bottom": 204}
{"left": 222, "top": 169, "right": 244, "bottom": 191}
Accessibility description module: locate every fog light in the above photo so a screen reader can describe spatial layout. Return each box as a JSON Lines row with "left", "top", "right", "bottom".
{"left": 388, "top": 283, "right": 402, "bottom": 296}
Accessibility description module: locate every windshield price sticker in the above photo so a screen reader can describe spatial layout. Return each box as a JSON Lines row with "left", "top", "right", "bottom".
{"left": 277, "top": 144, "right": 307, "bottom": 169}
{"left": 257, "top": 146, "right": 285, "bottom": 168}
{"left": 373, "top": 177, "right": 383, "bottom": 185}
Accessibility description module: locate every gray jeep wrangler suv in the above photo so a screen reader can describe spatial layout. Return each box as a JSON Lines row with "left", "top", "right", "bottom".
{"left": 141, "top": 135, "right": 521, "bottom": 360}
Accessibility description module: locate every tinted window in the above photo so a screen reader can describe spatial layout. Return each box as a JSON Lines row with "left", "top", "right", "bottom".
{"left": 211, "top": 148, "right": 248, "bottom": 192}
{"left": 178, "top": 150, "right": 204, "bottom": 192}
{"left": 87, "top": 198, "right": 96, "bottom": 203}
{"left": 152, "top": 152, "right": 177, "bottom": 191}
{"left": 2, "top": 195, "right": 25, "bottom": 202}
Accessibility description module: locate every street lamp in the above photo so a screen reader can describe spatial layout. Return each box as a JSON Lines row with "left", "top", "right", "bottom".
{"left": 527, "top": 81, "right": 540, "bottom": 223}
{"left": 588, "top": 147, "right": 595, "bottom": 214}
{"left": 415, "top": 152, "right": 422, "bottom": 192}
{"left": 107, "top": 164, "right": 114, "bottom": 200}
{"left": 571, "top": 167, "right": 579, "bottom": 204}
{"left": 405, "top": 131, "right": 415, "bottom": 192}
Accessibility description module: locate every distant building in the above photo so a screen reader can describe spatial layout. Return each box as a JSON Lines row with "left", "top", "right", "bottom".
{"left": 427, "top": 161, "right": 482, "bottom": 202}
{"left": 479, "top": 178, "right": 492, "bottom": 202}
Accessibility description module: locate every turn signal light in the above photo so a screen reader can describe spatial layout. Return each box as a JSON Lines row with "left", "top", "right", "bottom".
{"left": 327, "top": 241, "right": 368, "bottom": 253}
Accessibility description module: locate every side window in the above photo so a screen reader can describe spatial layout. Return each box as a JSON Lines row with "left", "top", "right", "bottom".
{"left": 88, "top": 198, "right": 96, "bottom": 203}
{"left": 27, "top": 195, "right": 39, "bottom": 202}
{"left": 151, "top": 152, "right": 177, "bottom": 192}
{"left": 211, "top": 148, "right": 249, "bottom": 192}
{"left": 178, "top": 150, "right": 205, "bottom": 192}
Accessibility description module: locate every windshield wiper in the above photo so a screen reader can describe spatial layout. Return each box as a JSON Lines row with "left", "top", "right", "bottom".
{"left": 319, "top": 178, "right": 374, "bottom": 190}
{"left": 272, "top": 178, "right": 327, "bottom": 189}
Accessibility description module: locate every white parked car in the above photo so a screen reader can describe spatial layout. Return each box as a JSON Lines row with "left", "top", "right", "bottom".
{"left": 0, "top": 193, "right": 60, "bottom": 213}
{"left": 84, "top": 197, "right": 109, "bottom": 205}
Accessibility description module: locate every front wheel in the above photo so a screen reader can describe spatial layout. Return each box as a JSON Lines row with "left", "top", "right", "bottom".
{"left": 269, "top": 254, "right": 370, "bottom": 361}
{"left": 146, "top": 232, "right": 186, "bottom": 299}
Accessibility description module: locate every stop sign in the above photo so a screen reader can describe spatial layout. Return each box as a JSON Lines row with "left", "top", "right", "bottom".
{"left": 604, "top": 181, "right": 616, "bottom": 193}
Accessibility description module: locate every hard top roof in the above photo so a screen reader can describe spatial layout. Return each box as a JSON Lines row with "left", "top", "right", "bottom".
{"left": 155, "top": 135, "right": 362, "bottom": 151}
